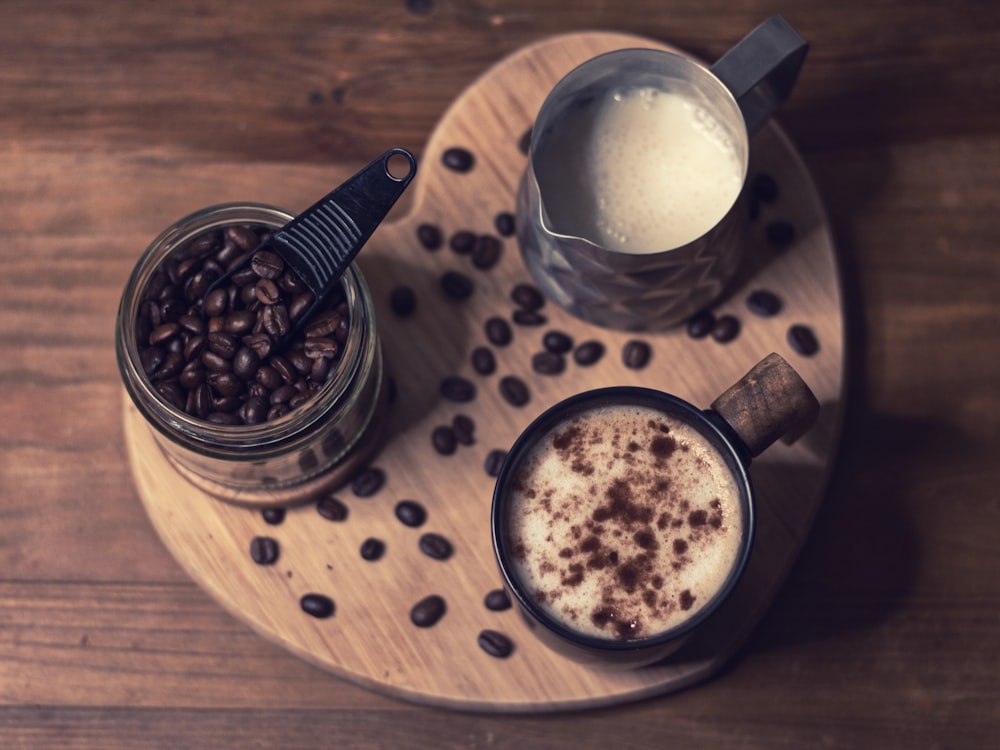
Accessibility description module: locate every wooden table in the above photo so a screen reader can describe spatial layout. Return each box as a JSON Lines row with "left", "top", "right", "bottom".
{"left": 2, "top": 0, "right": 998, "bottom": 747}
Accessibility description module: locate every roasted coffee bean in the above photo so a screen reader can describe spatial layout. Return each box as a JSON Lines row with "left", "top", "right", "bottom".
{"left": 390, "top": 286, "right": 417, "bottom": 317}
{"left": 289, "top": 292, "right": 314, "bottom": 321}
{"left": 261, "top": 507, "right": 286, "bottom": 525}
{"left": 208, "top": 332, "right": 239, "bottom": 359}
{"left": 410, "top": 594, "right": 447, "bottom": 628}
{"left": 687, "top": 310, "right": 715, "bottom": 339}
{"left": 190, "top": 383, "right": 212, "bottom": 418}
{"left": 360, "top": 537, "right": 385, "bottom": 561}
{"left": 499, "top": 375, "right": 530, "bottom": 407}
{"left": 712, "top": 314, "right": 742, "bottom": 343}
{"left": 431, "top": 425, "right": 458, "bottom": 455}
{"left": 440, "top": 375, "right": 476, "bottom": 402}
{"left": 242, "top": 395, "right": 269, "bottom": 424}
{"left": 485, "top": 316, "right": 512, "bottom": 346}
{"left": 304, "top": 337, "right": 339, "bottom": 360}
{"left": 300, "top": 593, "right": 335, "bottom": 619}
{"left": 440, "top": 270, "right": 474, "bottom": 300}
{"left": 622, "top": 339, "right": 652, "bottom": 370}
{"left": 155, "top": 350, "right": 185, "bottom": 380}
{"left": 270, "top": 384, "right": 298, "bottom": 405}
{"left": 261, "top": 303, "right": 291, "bottom": 338}
{"left": 255, "top": 278, "right": 281, "bottom": 305}
{"left": 573, "top": 340, "right": 605, "bottom": 366}
{"left": 249, "top": 536, "right": 279, "bottom": 565}
{"left": 471, "top": 234, "right": 503, "bottom": 270}
{"left": 788, "top": 324, "right": 820, "bottom": 356}
{"left": 510, "top": 282, "right": 545, "bottom": 310}
{"left": 766, "top": 220, "right": 796, "bottom": 247}
{"left": 316, "top": 496, "right": 349, "bottom": 521}
{"left": 251, "top": 249, "right": 284, "bottom": 279}
{"left": 484, "top": 588, "right": 512, "bottom": 611}
{"left": 751, "top": 173, "right": 780, "bottom": 203}
{"left": 208, "top": 371, "right": 242, "bottom": 397}
{"left": 484, "top": 448, "right": 507, "bottom": 478}
{"left": 542, "top": 330, "right": 573, "bottom": 354}
{"left": 416, "top": 222, "right": 444, "bottom": 251}
{"left": 245, "top": 333, "right": 274, "bottom": 360}
{"left": 394, "top": 499, "right": 427, "bottom": 528}
{"left": 232, "top": 346, "right": 260, "bottom": 380}
{"left": 494, "top": 211, "right": 516, "bottom": 237}
{"left": 747, "top": 289, "right": 783, "bottom": 317}
{"left": 352, "top": 466, "right": 386, "bottom": 497}
{"left": 442, "top": 146, "right": 475, "bottom": 173}
{"left": 449, "top": 230, "right": 476, "bottom": 255}
{"left": 477, "top": 629, "right": 514, "bottom": 659}
{"left": 512, "top": 309, "right": 547, "bottom": 326}
{"left": 531, "top": 350, "right": 565, "bottom": 376}
{"left": 149, "top": 322, "right": 179, "bottom": 347}
{"left": 452, "top": 414, "right": 475, "bottom": 445}
{"left": 471, "top": 346, "right": 496, "bottom": 375}
{"left": 518, "top": 128, "right": 532, "bottom": 155}
{"left": 419, "top": 532, "right": 454, "bottom": 561}
{"left": 227, "top": 224, "right": 260, "bottom": 251}
{"left": 140, "top": 346, "right": 165, "bottom": 376}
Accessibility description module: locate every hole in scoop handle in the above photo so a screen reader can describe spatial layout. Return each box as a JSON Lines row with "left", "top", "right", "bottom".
{"left": 709, "top": 353, "right": 820, "bottom": 458}
{"left": 709, "top": 14, "right": 809, "bottom": 134}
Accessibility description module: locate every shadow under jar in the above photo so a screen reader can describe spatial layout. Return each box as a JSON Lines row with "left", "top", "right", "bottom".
{"left": 116, "top": 203, "right": 388, "bottom": 507}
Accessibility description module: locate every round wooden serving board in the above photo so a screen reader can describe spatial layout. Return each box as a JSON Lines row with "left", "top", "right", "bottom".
{"left": 126, "top": 32, "right": 845, "bottom": 712}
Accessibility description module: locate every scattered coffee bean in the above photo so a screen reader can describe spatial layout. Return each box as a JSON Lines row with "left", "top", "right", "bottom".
{"left": 510, "top": 283, "right": 545, "bottom": 310}
{"left": 484, "top": 588, "right": 512, "bottom": 611}
{"left": 477, "top": 629, "right": 514, "bottom": 659}
{"left": 351, "top": 467, "right": 385, "bottom": 497}
{"left": 389, "top": 285, "right": 417, "bottom": 317}
{"left": 419, "top": 532, "right": 454, "bottom": 561}
{"left": 452, "top": 413, "right": 476, "bottom": 445}
{"left": 766, "top": 219, "right": 796, "bottom": 247}
{"left": 261, "top": 507, "right": 286, "bottom": 525}
{"left": 316, "top": 496, "right": 349, "bottom": 522}
{"left": 360, "top": 537, "right": 385, "bottom": 561}
{"left": 442, "top": 146, "right": 475, "bottom": 173}
{"left": 417, "top": 223, "right": 444, "bottom": 251}
{"left": 471, "top": 346, "right": 496, "bottom": 375}
{"left": 410, "top": 594, "right": 447, "bottom": 628}
{"left": 484, "top": 448, "right": 507, "bottom": 477}
{"left": 531, "top": 350, "right": 565, "bottom": 376}
{"left": 622, "top": 339, "right": 652, "bottom": 369}
{"left": 499, "top": 375, "right": 530, "bottom": 407}
{"left": 712, "top": 314, "right": 742, "bottom": 343}
{"left": 687, "top": 310, "right": 715, "bottom": 339}
{"left": 517, "top": 128, "right": 532, "bottom": 155}
{"left": 542, "top": 329, "right": 573, "bottom": 354}
{"left": 512, "top": 309, "right": 547, "bottom": 326}
{"left": 471, "top": 234, "right": 503, "bottom": 270}
{"left": 788, "top": 324, "right": 820, "bottom": 356}
{"left": 300, "top": 593, "right": 335, "bottom": 619}
{"left": 249, "top": 536, "right": 280, "bottom": 566}
{"left": 431, "top": 424, "right": 458, "bottom": 455}
{"left": 449, "top": 230, "right": 477, "bottom": 255}
{"left": 494, "top": 211, "right": 516, "bottom": 237}
{"left": 485, "top": 316, "right": 513, "bottom": 346}
{"left": 440, "top": 270, "right": 474, "bottom": 300}
{"left": 747, "top": 289, "right": 783, "bottom": 317}
{"left": 394, "top": 499, "right": 427, "bottom": 528}
{"left": 440, "top": 375, "right": 476, "bottom": 402}
{"left": 751, "top": 173, "right": 780, "bottom": 203}
{"left": 573, "top": 340, "right": 605, "bottom": 366}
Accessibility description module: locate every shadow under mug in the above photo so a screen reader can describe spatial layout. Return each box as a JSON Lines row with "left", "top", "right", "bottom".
{"left": 516, "top": 15, "right": 808, "bottom": 331}
{"left": 490, "top": 353, "right": 819, "bottom": 668}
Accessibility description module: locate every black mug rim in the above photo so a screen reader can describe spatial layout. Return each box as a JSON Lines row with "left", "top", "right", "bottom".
{"left": 491, "top": 385, "right": 756, "bottom": 655}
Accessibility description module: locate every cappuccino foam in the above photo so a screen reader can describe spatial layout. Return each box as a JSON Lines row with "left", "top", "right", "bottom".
{"left": 507, "top": 403, "right": 743, "bottom": 641}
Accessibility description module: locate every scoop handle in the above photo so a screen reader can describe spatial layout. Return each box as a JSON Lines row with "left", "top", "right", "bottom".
{"left": 709, "top": 14, "right": 809, "bottom": 134}
{"left": 709, "top": 353, "right": 820, "bottom": 458}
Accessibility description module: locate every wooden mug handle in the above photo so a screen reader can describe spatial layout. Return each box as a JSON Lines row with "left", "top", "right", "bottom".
{"left": 710, "top": 353, "right": 820, "bottom": 458}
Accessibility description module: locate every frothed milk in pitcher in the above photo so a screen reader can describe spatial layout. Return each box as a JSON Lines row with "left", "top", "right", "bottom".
{"left": 535, "top": 85, "right": 744, "bottom": 254}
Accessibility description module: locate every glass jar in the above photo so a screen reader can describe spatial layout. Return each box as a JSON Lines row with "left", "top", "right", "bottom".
{"left": 116, "top": 203, "right": 388, "bottom": 505}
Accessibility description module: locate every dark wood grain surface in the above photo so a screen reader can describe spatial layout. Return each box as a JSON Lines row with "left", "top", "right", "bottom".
{"left": 2, "top": 0, "right": 998, "bottom": 747}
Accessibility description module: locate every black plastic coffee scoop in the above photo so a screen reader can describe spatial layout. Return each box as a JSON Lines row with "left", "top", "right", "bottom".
{"left": 202, "top": 147, "right": 417, "bottom": 342}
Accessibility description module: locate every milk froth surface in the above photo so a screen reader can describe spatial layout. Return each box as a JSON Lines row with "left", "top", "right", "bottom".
{"left": 508, "top": 404, "right": 742, "bottom": 641}
{"left": 536, "top": 85, "right": 743, "bottom": 253}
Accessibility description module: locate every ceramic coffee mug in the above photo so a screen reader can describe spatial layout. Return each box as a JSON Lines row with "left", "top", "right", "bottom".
{"left": 516, "top": 15, "right": 809, "bottom": 331}
{"left": 491, "top": 353, "right": 819, "bottom": 668}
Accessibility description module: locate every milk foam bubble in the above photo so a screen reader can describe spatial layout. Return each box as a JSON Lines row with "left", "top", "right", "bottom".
{"left": 535, "top": 85, "right": 744, "bottom": 254}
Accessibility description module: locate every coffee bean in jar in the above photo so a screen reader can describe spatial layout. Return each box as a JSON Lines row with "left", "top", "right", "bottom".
{"left": 116, "top": 204, "right": 389, "bottom": 505}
